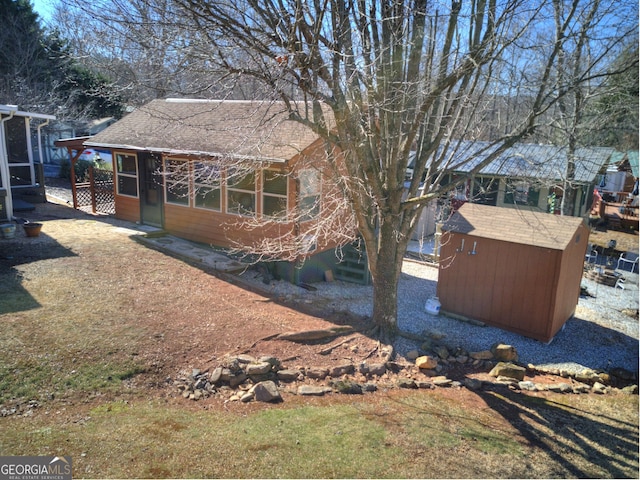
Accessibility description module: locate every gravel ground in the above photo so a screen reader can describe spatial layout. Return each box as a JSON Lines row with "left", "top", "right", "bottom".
{"left": 240, "top": 259, "right": 639, "bottom": 374}
{"left": 44, "top": 178, "right": 639, "bottom": 374}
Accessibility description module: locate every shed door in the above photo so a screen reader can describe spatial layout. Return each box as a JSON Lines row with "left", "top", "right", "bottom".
{"left": 139, "top": 152, "right": 163, "bottom": 227}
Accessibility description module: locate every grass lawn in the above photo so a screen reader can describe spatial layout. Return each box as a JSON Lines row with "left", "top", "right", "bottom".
{"left": 1, "top": 387, "right": 638, "bottom": 478}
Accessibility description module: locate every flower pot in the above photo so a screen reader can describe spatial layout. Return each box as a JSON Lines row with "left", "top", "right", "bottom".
{"left": 23, "top": 223, "right": 43, "bottom": 237}
{"left": 0, "top": 223, "right": 16, "bottom": 239}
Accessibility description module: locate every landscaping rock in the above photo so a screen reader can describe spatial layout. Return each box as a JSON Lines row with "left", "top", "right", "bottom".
{"left": 491, "top": 343, "right": 518, "bottom": 362}
{"left": 518, "top": 381, "right": 538, "bottom": 391}
{"left": 306, "top": 367, "right": 329, "bottom": 379}
{"left": 228, "top": 371, "right": 248, "bottom": 388}
{"left": 329, "top": 363, "right": 355, "bottom": 377}
{"left": 397, "top": 378, "right": 417, "bottom": 389}
{"left": 572, "top": 383, "right": 590, "bottom": 394}
{"left": 489, "top": 362, "right": 526, "bottom": 381}
{"left": 547, "top": 383, "right": 572, "bottom": 393}
{"left": 253, "top": 381, "right": 282, "bottom": 403}
{"left": 431, "top": 376, "right": 452, "bottom": 387}
{"left": 433, "top": 345, "right": 450, "bottom": 360}
{"left": 621, "top": 384, "right": 638, "bottom": 395}
{"left": 245, "top": 361, "right": 273, "bottom": 376}
{"left": 415, "top": 355, "right": 439, "bottom": 370}
{"left": 575, "top": 369, "right": 600, "bottom": 384}
{"left": 235, "top": 354, "right": 257, "bottom": 364}
{"left": 240, "top": 392, "right": 254, "bottom": 403}
{"left": 258, "top": 356, "right": 281, "bottom": 370}
{"left": 298, "top": 385, "right": 332, "bottom": 396}
{"left": 463, "top": 378, "right": 483, "bottom": 390}
{"left": 277, "top": 369, "right": 301, "bottom": 382}
{"left": 330, "top": 380, "right": 363, "bottom": 394}
{"left": 366, "top": 363, "right": 387, "bottom": 376}
{"left": 592, "top": 382, "right": 608, "bottom": 394}
{"left": 416, "top": 380, "right": 435, "bottom": 389}
{"left": 470, "top": 350, "right": 493, "bottom": 360}
{"left": 210, "top": 366, "right": 223, "bottom": 384}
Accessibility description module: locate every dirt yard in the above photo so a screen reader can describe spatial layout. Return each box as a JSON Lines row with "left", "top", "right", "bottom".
{"left": 2, "top": 200, "right": 636, "bottom": 392}
{"left": 1, "top": 201, "right": 638, "bottom": 478}
{"left": 2, "top": 202, "right": 386, "bottom": 381}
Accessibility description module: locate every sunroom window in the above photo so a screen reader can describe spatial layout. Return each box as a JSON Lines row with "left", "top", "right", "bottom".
{"left": 194, "top": 161, "right": 221, "bottom": 211}
{"left": 298, "top": 169, "right": 321, "bottom": 221}
{"left": 262, "top": 170, "right": 288, "bottom": 220}
{"left": 164, "top": 158, "right": 189, "bottom": 206}
{"left": 227, "top": 171, "right": 256, "bottom": 216}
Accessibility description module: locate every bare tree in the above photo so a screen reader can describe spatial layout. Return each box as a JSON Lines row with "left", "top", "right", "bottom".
{"left": 60, "top": 0, "right": 634, "bottom": 336}
{"left": 159, "top": 0, "right": 636, "bottom": 336}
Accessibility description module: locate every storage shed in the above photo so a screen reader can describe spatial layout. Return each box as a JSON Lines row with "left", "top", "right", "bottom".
{"left": 437, "top": 203, "right": 589, "bottom": 342}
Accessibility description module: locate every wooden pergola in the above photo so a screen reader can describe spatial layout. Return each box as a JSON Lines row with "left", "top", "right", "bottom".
{"left": 53, "top": 136, "right": 91, "bottom": 210}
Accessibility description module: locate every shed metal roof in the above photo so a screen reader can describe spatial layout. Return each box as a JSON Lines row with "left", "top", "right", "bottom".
{"left": 85, "top": 99, "right": 329, "bottom": 163}
{"left": 423, "top": 140, "right": 614, "bottom": 184}
{"left": 442, "top": 203, "right": 585, "bottom": 250}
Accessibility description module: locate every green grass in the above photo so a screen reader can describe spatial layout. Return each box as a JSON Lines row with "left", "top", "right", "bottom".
{"left": 0, "top": 359, "right": 146, "bottom": 404}
{"left": 1, "top": 398, "right": 531, "bottom": 478}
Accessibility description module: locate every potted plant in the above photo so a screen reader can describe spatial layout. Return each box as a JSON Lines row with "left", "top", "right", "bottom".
{"left": 23, "top": 222, "right": 43, "bottom": 237}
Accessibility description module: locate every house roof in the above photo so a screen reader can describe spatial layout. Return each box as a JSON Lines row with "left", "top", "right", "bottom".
{"left": 442, "top": 203, "right": 584, "bottom": 250}
{"left": 85, "top": 99, "right": 329, "bottom": 163}
{"left": 422, "top": 140, "right": 614, "bottom": 184}
{"left": 627, "top": 151, "right": 639, "bottom": 178}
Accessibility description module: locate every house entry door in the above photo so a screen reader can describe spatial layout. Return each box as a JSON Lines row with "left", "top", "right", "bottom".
{"left": 139, "top": 152, "right": 164, "bottom": 227}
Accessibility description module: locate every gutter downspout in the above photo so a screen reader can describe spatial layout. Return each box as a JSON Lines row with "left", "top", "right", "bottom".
{"left": 0, "top": 107, "right": 17, "bottom": 221}
{"left": 37, "top": 119, "right": 50, "bottom": 167}
{"left": 36, "top": 119, "right": 50, "bottom": 190}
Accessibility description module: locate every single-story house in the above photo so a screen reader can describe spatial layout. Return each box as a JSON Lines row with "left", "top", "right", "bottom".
{"left": 597, "top": 150, "right": 638, "bottom": 196}
{"left": 437, "top": 202, "right": 588, "bottom": 343}
{"left": 407, "top": 141, "right": 615, "bottom": 239}
{"left": 0, "top": 105, "right": 56, "bottom": 221}
{"left": 80, "top": 98, "right": 355, "bottom": 283}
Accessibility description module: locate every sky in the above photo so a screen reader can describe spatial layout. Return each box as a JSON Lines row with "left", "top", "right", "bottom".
{"left": 31, "top": 0, "right": 54, "bottom": 24}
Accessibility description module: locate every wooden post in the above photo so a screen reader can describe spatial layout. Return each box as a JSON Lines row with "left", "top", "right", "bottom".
{"left": 89, "top": 166, "right": 97, "bottom": 213}
{"left": 69, "top": 147, "right": 79, "bottom": 210}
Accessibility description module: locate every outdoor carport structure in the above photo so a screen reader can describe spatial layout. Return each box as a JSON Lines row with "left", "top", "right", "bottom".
{"left": 437, "top": 203, "right": 589, "bottom": 343}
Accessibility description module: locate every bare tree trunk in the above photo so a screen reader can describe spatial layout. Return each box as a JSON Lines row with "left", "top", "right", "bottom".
{"left": 561, "top": 153, "right": 577, "bottom": 216}
{"left": 367, "top": 213, "right": 408, "bottom": 337}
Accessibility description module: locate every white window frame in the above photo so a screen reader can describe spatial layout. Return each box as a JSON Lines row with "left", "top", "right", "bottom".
{"left": 262, "top": 169, "right": 289, "bottom": 221}
{"left": 193, "top": 161, "right": 222, "bottom": 211}
{"left": 226, "top": 170, "right": 256, "bottom": 216}
{"left": 164, "top": 158, "right": 190, "bottom": 207}
{"left": 298, "top": 169, "right": 321, "bottom": 222}
{"left": 115, "top": 151, "right": 138, "bottom": 198}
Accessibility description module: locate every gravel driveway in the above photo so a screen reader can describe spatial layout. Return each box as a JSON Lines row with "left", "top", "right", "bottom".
{"left": 241, "top": 258, "right": 639, "bottom": 374}
{"left": 44, "top": 178, "right": 639, "bottom": 374}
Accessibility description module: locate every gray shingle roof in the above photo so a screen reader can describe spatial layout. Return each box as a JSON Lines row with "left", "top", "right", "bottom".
{"left": 85, "top": 99, "right": 327, "bottom": 162}
{"left": 442, "top": 202, "right": 585, "bottom": 250}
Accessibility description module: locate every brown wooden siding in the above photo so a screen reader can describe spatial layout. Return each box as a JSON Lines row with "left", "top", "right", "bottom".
{"left": 549, "top": 223, "right": 589, "bottom": 338}
{"left": 164, "top": 202, "right": 298, "bottom": 250}
{"left": 114, "top": 194, "right": 140, "bottom": 223}
{"left": 438, "top": 231, "right": 571, "bottom": 342}
{"left": 109, "top": 139, "right": 349, "bottom": 258}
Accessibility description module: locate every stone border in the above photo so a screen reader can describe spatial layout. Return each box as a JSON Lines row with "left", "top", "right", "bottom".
{"left": 173, "top": 344, "right": 639, "bottom": 404}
